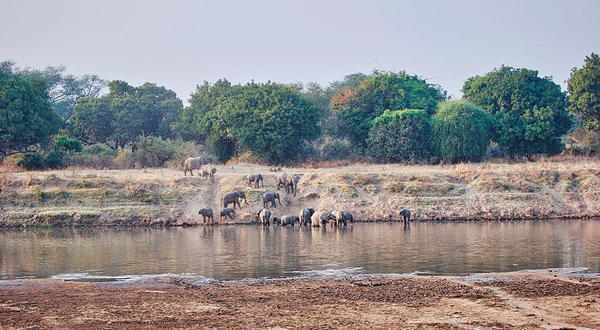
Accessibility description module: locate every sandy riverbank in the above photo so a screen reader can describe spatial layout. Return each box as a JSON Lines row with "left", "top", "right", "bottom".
{"left": 1, "top": 270, "right": 599, "bottom": 329}
{"left": 1, "top": 160, "right": 600, "bottom": 228}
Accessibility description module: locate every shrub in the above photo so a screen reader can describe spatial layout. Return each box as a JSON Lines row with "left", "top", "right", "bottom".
{"left": 65, "top": 144, "right": 117, "bottom": 168}
{"left": 44, "top": 151, "right": 65, "bottom": 169}
{"left": 431, "top": 101, "right": 492, "bottom": 163}
{"left": 17, "top": 153, "right": 45, "bottom": 170}
{"left": 321, "top": 139, "right": 351, "bottom": 160}
{"left": 53, "top": 135, "right": 83, "bottom": 152}
{"left": 366, "top": 109, "right": 431, "bottom": 162}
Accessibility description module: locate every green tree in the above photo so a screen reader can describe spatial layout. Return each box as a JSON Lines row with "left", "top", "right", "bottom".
{"left": 0, "top": 73, "right": 61, "bottom": 160}
{"left": 463, "top": 66, "right": 571, "bottom": 156}
{"left": 568, "top": 53, "right": 600, "bottom": 131}
{"left": 431, "top": 101, "right": 492, "bottom": 163}
{"left": 72, "top": 80, "right": 183, "bottom": 147}
{"left": 221, "top": 82, "right": 321, "bottom": 164}
{"left": 331, "top": 71, "right": 446, "bottom": 151}
{"left": 367, "top": 109, "right": 431, "bottom": 162}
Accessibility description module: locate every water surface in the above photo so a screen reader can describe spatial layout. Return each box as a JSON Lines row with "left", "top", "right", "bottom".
{"left": 1, "top": 220, "right": 599, "bottom": 281}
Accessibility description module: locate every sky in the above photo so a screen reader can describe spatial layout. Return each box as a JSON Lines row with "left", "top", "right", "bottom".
{"left": 1, "top": 0, "right": 599, "bottom": 102}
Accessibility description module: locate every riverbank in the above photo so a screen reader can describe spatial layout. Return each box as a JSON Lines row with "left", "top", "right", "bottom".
{"left": 1, "top": 270, "right": 598, "bottom": 329}
{"left": 1, "top": 160, "right": 600, "bottom": 228}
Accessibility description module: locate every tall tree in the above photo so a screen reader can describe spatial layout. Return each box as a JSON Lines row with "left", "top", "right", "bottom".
{"left": 463, "top": 66, "right": 572, "bottom": 156}
{"left": 0, "top": 72, "right": 61, "bottom": 159}
{"left": 331, "top": 71, "right": 446, "bottom": 151}
{"left": 568, "top": 53, "right": 600, "bottom": 131}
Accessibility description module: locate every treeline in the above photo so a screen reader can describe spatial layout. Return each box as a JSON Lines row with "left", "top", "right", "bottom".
{"left": 1, "top": 53, "right": 599, "bottom": 169}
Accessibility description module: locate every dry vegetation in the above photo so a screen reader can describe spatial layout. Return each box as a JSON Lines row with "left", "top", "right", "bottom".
{"left": 1, "top": 159, "right": 600, "bottom": 228}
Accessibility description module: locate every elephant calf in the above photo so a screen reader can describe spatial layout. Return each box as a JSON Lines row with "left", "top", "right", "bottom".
{"left": 220, "top": 208, "right": 235, "bottom": 221}
{"left": 279, "top": 215, "right": 299, "bottom": 226}
{"left": 257, "top": 209, "right": 271, "bottom": 226}
{"left": 399, "top": 209, "right": 411, "bottom": 222}
{"left": 198, "top": 208, "right": 214, "bottom": 224}
{"left": 299, "top": 208, "right": 315, "bottom": 226}
{"left": 311, "top": 212, "right": 334, "bottom": 227}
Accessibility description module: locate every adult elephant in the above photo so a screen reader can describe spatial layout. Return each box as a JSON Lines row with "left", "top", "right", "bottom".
{"left": 223, "top": 190, "right": 249, "bottom": 209}
{"left": 263, "top": 192, "right": 282, "bottom": 208}
{"left": 183, "top": 156, "right": 208, "bottom": 176}
{"left": 298, "top": 208, "right": 315, "bottom": 226}
{"left": 331, "top": 210, "right": 353, "bottom": 226}
{"left": 399, "top": 209, "right": 411, "bottom": 222}
{"left": 247, "top": 174, "right": 264, "bottom": 188}
{"left": 311, "top": 211, "right": 334, "bottom": 227}
{"left": 257, "top": 209, "right": 271, "bottom": 226}
{"left": 276, "top": 173, "right": 288, "bottom": 190}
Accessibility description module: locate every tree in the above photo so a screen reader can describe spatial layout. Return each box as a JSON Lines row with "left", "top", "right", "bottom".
{"left": 331, "top": 71, "right": 446, "bottom": 152}
{"left": 0, "top": 72, "right": 62, "bottom": 159}
{"left": 568, "top": 53, "right": 600, "bottom": 131}
{"left": 431, "top": 101, "right": 492, "bottom": 163}
{"left": 72, "top": 80, "right": 183, "bottom": 147}
{"left": 16, "top": 64, "right": 106, "bottom": 121}
{"left": 220, "top": 82, "right": 321, "bottom": 164}
{"left": 463, "top": 66, "right": 572, "bottom": 156}
{"left": 366, "top": 109, "right": 431, "bottom": 162}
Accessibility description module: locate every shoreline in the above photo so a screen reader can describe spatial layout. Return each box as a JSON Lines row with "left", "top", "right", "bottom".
{"left": 1, "top": 270, "right": 599, "bottom": 329}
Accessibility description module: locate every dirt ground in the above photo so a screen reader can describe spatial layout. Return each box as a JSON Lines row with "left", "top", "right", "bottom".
{"left": 1, "top": 270, "right": 599, "bottom": 329}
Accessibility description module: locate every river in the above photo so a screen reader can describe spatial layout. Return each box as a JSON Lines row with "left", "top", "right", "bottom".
{"left": 1, "top": 220, "right": 599, "bottom": 281}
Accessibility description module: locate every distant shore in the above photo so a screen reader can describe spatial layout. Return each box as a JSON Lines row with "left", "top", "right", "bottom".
{"left": 1, "top": 160, "right": 600, "bottom": 228}
{"left": 1, "top": 270, "right": 599, "bottom": 329}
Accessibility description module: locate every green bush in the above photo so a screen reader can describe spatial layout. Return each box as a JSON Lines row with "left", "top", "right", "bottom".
{"left": 17, "top": 153, "right": 45, "bottom": 170}
{"left": 431, "top": 101, "right": 492, "bottom": 163}
{"left": 321, "top": 139, "right": 351, "bottom": 160}
{"left": 44, "top": 151, "right": 65, "bottom": 169}
{"left": 53, "top": 135, "right": 83, "bottom": 152}
{"left": 367, "top": 109, "right": 431, "bottom": 162}
{"left": 64, "top": 144, "right": 117, "bottom": 168}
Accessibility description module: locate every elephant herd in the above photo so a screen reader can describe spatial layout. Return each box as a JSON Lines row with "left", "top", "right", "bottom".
{"left": 256, "top": 208, "right": 355, "bottom": 227}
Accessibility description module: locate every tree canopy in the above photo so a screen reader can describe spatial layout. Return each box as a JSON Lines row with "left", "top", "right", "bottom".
{"left": 431, "top": 101, "right": 492, "bottom": 163}
{"left": 0, "top": 71, "right": 62, "bottom": 158}
{"left": 367, "top": 109, "right": 431, "bottom": 162}
{"left": 331, "top": 71, "right": 446, "bottom": 152}
{"left": 568, "top": 53, "right": 600, "bottom": 131}
{"left": 462, "top": 66, "right": 571, "bottom": 156}
{"left": 72, "top": 80, "right": 182, "bottom": 147}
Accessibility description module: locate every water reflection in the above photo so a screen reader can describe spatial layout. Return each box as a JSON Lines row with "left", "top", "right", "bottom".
{"left": 1, "top": 220, "right": 599, "bottom": 280}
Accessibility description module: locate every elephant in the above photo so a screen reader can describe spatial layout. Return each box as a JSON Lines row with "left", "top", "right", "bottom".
{"left": 342, "top": 211, "right": 354, "bottom": 224}
{"left": 209, "top": 167, "right": 217, "bottom": 182}
{"left": 272, "top": 216, "right": 281, "bottom": 225}
{"left": 330, "top": 211, "right": 353, "bottom": 226}
{"left": 257, "top": 209, "right": 271, "bottom": 226}
{"left": 183, "top": 156, "right": 209, "bottom": 176}
{"left": 286, "top": 174, "right": 300, "bottom": 196}
{"left": 263, "top": 192, "right": 282, "bottom": 208}
{"left": 200, "top": 168, "right": 210, "bottom": 178}
{"left": 276, "top": 173, "right": 288, "bottom": 190}
{"left": 223, "top": 190, "right": 249, "bottom": 209}
{"left": 311, "top": 211, "right": 334, "bottom": 227}
{"left": 298, "top": 208, "right": 315, "bottom": 226}
{"left": 220, "top": 208, "right": 235, "bottom": 221}
{"left": 198, "top": 208, "right": 214, "bottom": 224}
{"left": 279, "top": 215, "right": 298, "bottom": 226}
{"left": 399, "top": 209, "right": 411, "bottom": 222}
{"left": 247, "top": 174, "right": 264, "bottom": 188}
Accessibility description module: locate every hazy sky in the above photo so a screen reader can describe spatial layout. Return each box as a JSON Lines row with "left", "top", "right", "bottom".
{"left": 2, "top": 0, "right": 599, "bottom": 101}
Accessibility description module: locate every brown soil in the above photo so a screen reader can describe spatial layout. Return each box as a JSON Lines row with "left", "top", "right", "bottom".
{"left": 1, "top": 273, "right": 599, "bottom": 329}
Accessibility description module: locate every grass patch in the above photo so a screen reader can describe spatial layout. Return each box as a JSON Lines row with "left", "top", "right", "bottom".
{"left": 340, "top": 185, "right": 358, "bottom": 198}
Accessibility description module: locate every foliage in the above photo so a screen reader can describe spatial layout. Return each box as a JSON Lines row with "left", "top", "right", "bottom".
{"left": 462, "top": 66, "right": 572, "bottom": 156}
{"left": 52, "top": 135, "right": 83, "bottom": 152}
{"left": 431, "top": 101, "right": 492, "bottom": 163}
{"left": 320, "top": 139, "right": 351, "bottom": 161}
{"left": 0, "top": 72, "right": 62, "bottom": 157}
{"left": 16, "top": 153, "right": 45, "bottom": 170}
{"left": 367, "top": 109, "right": 431, "bottom": 162}
{"left": 331, "top": 71, "right": 446, "bottom": 152}
{"left": 72, "top": 81, "right": 183, "bottom": 146}
{"left": 567, "top": 53, "right": 600, "bottom": 131}
{"left": 43, "top": 151, "right": 65, "bottom": 169}
{"left": 64, "top": 144, "right": 118, "bottom": 168}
